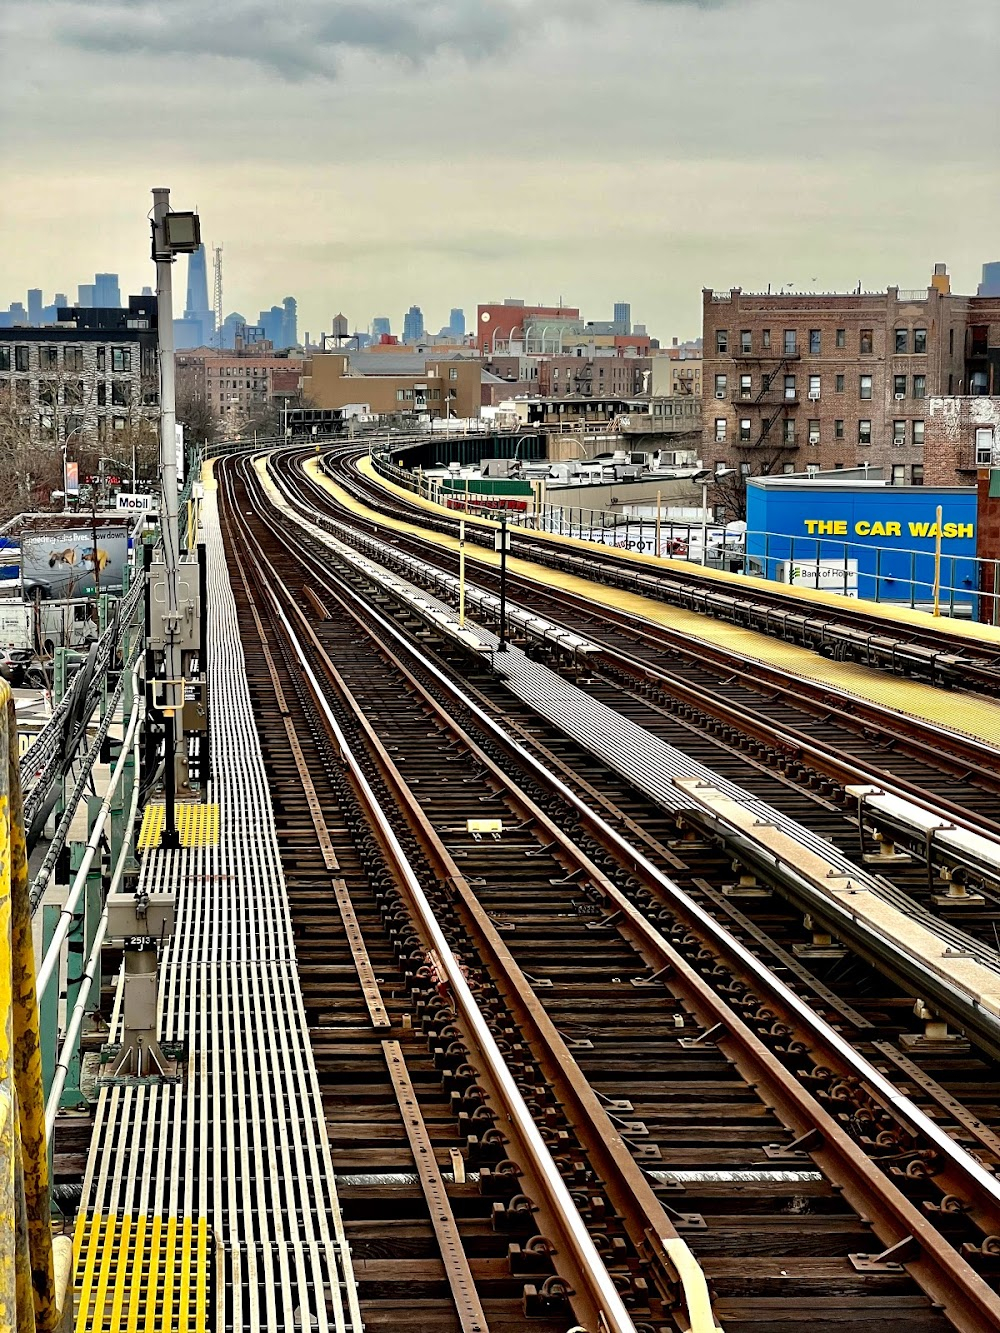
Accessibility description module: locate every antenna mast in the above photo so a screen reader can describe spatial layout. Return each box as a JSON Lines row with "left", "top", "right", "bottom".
{"left": 212, "top": 244, "right": 223, "bottom": 346}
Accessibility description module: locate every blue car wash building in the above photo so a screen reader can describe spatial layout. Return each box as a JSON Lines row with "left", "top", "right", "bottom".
{"left": 745, "top": 476, "right": 979, "bottom": 614}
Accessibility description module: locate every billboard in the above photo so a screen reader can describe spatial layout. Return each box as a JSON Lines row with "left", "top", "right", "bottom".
{"left": 65, "top": 461, "right": 79, "bottom": 497}
{"left": 21, "top": 525, "right": 129, "bottom": 599}
{"left": 115, "top": 492, "right": 156, "bottom": 514}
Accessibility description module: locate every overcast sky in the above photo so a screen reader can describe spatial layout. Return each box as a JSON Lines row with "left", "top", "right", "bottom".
{"left": 2, "top": 0, "right": 997, "bottom": 340}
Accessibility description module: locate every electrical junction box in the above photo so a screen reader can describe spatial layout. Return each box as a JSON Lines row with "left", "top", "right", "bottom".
{"left": 106, "top": 892, "right": 176, "bottom": 944}
{"left": 148, "top": 559, "right": 201, "bottom": 653}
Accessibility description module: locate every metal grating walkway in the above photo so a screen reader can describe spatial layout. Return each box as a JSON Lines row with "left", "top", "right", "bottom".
{"left": 73, "top": 481, "right": 361, "bottom": 1331}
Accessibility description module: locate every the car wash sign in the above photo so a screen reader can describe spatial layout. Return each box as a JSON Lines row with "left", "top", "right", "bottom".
{"left": 746, "top": 483, "right": 979, "bottom": 612}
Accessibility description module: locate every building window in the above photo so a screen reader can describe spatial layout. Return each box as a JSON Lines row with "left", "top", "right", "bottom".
{"left": 739, "top": 461, "right": 751, "bottom": 477}
{"left": 860, "top": 328, "right": 873, "bottom": 354}
{"left": 39, "top": 346, "right": 58, "bottom": 370}
{"left": 716, "top": 330, "right": 728, "bottom": 354}
{"left": 396, "top": 389, "right": 406, "bottom": 401}
{"left": 97, "top": 383, "right": 107, "bottom": 406}
{"left": 15, "top": 346, "right": 29, "bottom": 372}
{"left": 808, "top": 329, "right": 821, "bottom": 354}
{"left": 808, "top": 419, "right": 820, "bottom": 443}
{"left": 739, "top": 418, "right": 751, "bottom": 442}
{"left": 783, "top": 329, "right": 797, "bottom": 354}
{"left": 949, "top": 328, "right": 955, "bottom": 354}
{"left": 976, "top": 427, "right": 996, "bottom": 464}
{"left": 64, "top": 380, "right": 84, "bottom": 406}
{"left": 835, "top": 418, "right": 845, "bottom": 439}
{"left": 39, "top": 414, "right": 55, "bottom": 440}
{"left": 859, "top": 375, "right": 872, "bottom": 400}
{"left": 913, "top": 327, "right": 927, "bottom": 354}
{"left": 892, "top": 419, "right": 906, "bottom": 445}
{"left": 740, "top": 330, "right": 752, "bottom": 353}
{"left": 449, "top": 368, "right": 458, "bottom": 380}
{"left": 0, "top": 348, "right": 8, "bottom": 372}
{"left": 808, "top": 374, "right": 821, "bottom": 398}
{"left": 37, "top": 381, "right": 56, "bottom": 406}
{"left": 835, "top": 374, "right": 845, "bottom": 392}
{"left": 714, "top": 373, "right": 727, "bottom": 397}
{"left": 858, "top": 419, "right": 872, "bottom": 444}
{"left": 891, "top": 463, "right": 905, "bottom": 486}
{"left": 783, "top": 418, "right": 795, "bottom": 444}
{"left": 893, "top": 374, "right": 907, "bottom": 398}
{"left": 913, "top": 420, "right": 924, "bottom": 447}
{"left": 782, "top": 462, "right": 795, "bottom": 474}
{"left": 913, "top": 374, "right": 926, "bottom": 398}
{"left": 836, "top": 328, "right": 846, "bottom": 348}
{"left": 15, "top": 381, "right": 28, "bottom": 405}
{"left": 784, "top": 374, "right": 796, "bottom": 399}
{"left": 895, "top": 329, "right": 908, "bottom": 354}
{"left": 972, "top": 371, "right": 989, "bottom": 395}
{"left": 762, "top": 329, "right": 771, "bottom": 348}
{"left": 64, "top": 414, "right": 84, "bottom": 439}
{"left": 715, "top": 460, "right": 727, "bottom": 473}
{"left": 714, "top": 417, "right": 727, "bottom": 442}
{"left": 552, "top": 367, "right": 558, "bottom": 379}
{"left": 113, "top": 416, "right": 126, "bottom": 432}
{"left": 64, "top": 346, "right": 83, "bottom": 371}
{"left": 96, "top": 346, "right": 106, "bottom": 371}
{"left": 739, "top": 374, "right": 752, "bottom": 398}
{"left": 111, "top": 347, "right": 131, "bottom": 372}
{"left": 111, "top": 382, "right": 130, "bottom": 407}
{"left": 911, "top": 464, "right": 923, "bottom": 484}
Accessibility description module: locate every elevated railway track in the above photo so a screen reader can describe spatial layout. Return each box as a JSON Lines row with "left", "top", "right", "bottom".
{"left": 209, "top": 449, "right": 1000, "bottom": 1332}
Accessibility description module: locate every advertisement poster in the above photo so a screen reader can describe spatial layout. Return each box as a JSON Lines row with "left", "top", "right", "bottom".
{"left": 21, "top": 525, "right": 129, "bottom": 599}
{"left": 65, "top": 461, "right": 79, "bottom": 497}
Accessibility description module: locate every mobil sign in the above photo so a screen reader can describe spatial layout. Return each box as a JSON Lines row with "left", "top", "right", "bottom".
{"left": 116, "top": 492, "right": 156, "bottom": 514}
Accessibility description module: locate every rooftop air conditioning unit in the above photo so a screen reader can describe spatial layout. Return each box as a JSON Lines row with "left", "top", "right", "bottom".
{"left": 808, "top": 390, "right": 820, "bottom": 401}
{"left": 894, "top": 393, "right": 905, "bottom": 400}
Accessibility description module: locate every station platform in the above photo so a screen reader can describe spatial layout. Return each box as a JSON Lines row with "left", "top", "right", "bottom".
{"left": 72, "top": 472, "right": 361, "bottom": 1331}
{"left": 307, "top": 458, "right": 1000, "bottom": 747}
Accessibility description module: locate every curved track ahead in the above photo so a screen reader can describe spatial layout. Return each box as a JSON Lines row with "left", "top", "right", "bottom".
{"left": 215, "top": 451, "right": 1000, "bottom": 1333}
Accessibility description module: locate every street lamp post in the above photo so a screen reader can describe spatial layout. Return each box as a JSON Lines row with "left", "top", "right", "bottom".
{"left": 151, "top": 188, "right": 201, "bottom": 845}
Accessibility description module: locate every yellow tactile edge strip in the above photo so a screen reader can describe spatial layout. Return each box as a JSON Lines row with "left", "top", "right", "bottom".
{"left": 137, "top": 803, "right": 221, "bottom": 850}
{"left": 73, "top": 1214, "right": 208, "bottom": 1332}
{"left": 299, "top": 457, "right": 1000, "bottom": 748}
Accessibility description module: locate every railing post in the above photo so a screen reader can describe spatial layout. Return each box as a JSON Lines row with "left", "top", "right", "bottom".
{"left": 39, "top": 905, "right": 60, "bottom": 1106}
{"left": 58, "top": 844, "right": 88, "bottom": 1112}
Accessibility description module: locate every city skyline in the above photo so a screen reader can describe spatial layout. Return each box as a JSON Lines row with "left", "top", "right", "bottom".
{"left": 2, "top": 0, "right": 996, "bottom": 342}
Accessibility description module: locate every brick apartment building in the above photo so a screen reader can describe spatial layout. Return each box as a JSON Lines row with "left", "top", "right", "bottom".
{"left": 702, "top": 266, "right": 1000, "bottom": 504}
{"left": 176, "top": 346, "right": 302, "bottom": 429}
{"left": 303, "top": 352, "right": 482, "bottom": 420}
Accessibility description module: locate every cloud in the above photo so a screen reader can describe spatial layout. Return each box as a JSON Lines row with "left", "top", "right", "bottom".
{"left": 56, "top": 0, "right": 529, "bottom": 81}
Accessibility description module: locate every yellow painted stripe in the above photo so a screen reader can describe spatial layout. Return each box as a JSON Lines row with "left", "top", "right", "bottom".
{"left": 73, "top": 1214, "right": 208, "bottom": 1332}
{"left": 298, "top": 456, "right": 1000, "bottom": 747}
{"left": 137, "top": 803, "right": 220, "bottom": 850}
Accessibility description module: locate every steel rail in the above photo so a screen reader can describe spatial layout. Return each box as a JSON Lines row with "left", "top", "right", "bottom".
{"left": 243, "top": 454, "right": 1000, "bottom": 1332}
{"left": 220, "top": 461, "right": 654, "bottom": 1333}
{"left": 229, "top": 464, "right": 724, "bottom": 1333}
{"left": 280, "top": 451, "right": 1000, "bottom": 883}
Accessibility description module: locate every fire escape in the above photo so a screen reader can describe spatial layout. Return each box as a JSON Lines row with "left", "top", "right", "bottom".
{"left": 730, "top": 345, "right": 802, "bottom": 452}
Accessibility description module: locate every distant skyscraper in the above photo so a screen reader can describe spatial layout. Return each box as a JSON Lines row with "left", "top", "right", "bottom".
{"left": 141, "top": 286, "right": 153, "bottom": 298}
{"left": 449, "top": 308, "right": 465, "bottom": 337}
{"left": 183, "top": 245, "right": 213, "bottom": 346}
{"left": 402, "top": 305, "right": 424, "bottom": 343}
{"left": 978, "top": 262, "right": 1000, "bottom": 297}
{"left": 281, "top": 296, "right": 298, "bottom": 348}
{"left": 372, "top": 317, "right": 391, "bottom": 339}
{"left": 220, "top": 312, "right": 246, "bottom": 349}
{"left": 94, "top": 273, "right": 121, "bottom": 307}
{"left": 27, "top": 289, "right": 43, "bottom": 324}
{"left": 613, "top": 301, "right": 631, "bottom": 335}
{"left": 77, "top": 284, "right": 95, "bottom": 308}
{"left": 259, "top": 305, "right": 285, "bottom": 346}
{"left": 54, "top": 293, "right": 67, "bottom": 310}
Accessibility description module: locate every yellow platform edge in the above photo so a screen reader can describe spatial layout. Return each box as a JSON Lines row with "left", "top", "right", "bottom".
{"left": 289, "top": 456, "right": 1000, "bottom": 748}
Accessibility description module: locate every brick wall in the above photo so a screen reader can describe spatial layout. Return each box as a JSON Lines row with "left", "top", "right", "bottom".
{"left": 924, "top": 397, "right": 1000, "bottom": 485}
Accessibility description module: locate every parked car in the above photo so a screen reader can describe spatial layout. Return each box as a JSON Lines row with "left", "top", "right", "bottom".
{"left": 0, "top": 647, "right": 47, "bottom": 689}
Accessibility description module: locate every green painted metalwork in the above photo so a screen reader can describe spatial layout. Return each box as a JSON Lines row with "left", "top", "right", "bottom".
{"left": 39, "top": 906, "right": 59, "bottom": 1108}
{"left": 57, "top": 845, "right": 88, "bottom": 1112}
